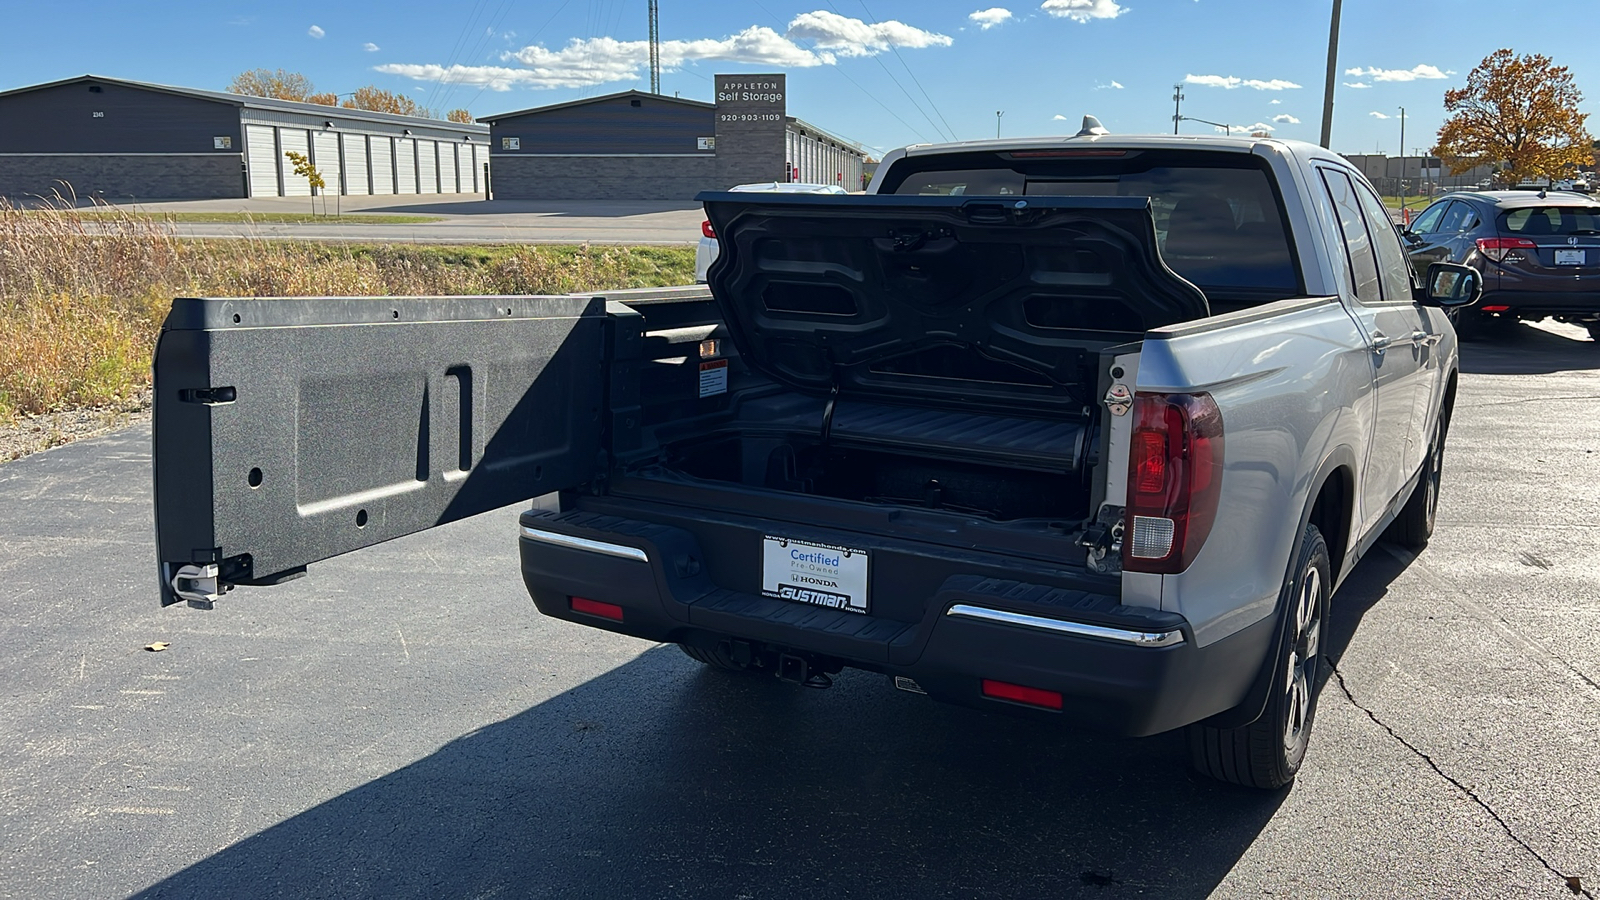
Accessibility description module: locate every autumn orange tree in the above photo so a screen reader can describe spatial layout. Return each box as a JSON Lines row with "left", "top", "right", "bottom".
{"left": 446, "top": 108, "right": 474, "bottom": 124}
{"left": 228, "top": 69, "right": 318, "bottom": 101}
{"left": 1434, "top": 50, "right": 1592, "bottom": 185}
{"left": 343, "top": 86, "right": 427, "bottom": 117}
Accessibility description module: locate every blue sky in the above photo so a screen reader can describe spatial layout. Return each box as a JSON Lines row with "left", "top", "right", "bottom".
{"left": 4, "top": 0, "right": 1599, "bottom": 159}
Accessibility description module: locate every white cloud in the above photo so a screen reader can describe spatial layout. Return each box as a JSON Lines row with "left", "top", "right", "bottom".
{"left": 362, "top": 42, "right": 380, "bottom": 52}
{"left": 307, "top": 24, "right": 325, "bottom": 39}
{"left": 1040, "top": 0, "right": 1126, "bottom": 22}
{"left": 1095, "top": 80, "right": 1124, "bottom": 90}
{"left": 380, "top": 13, "right": 952, "bottom": 91}
{"left": 1212, "top": 122, "right": 1275, "bottom": 134}
{"left": 1185, "top": 74, "right": 1301, "bottom": 91}
{"left": 1343, "top": 81, "right": 1370, "bottom": 89}
{"left": 786, "top": 11, "right": 952, "bottom": 56}
{"left": 1053, "top": 114, "right": 1069, "bottom": 120}
{"left": 1269, "top": 99, "right": 1281, "bottom": 104}
{"left": 1272, "top": 114, "right": 1300, "bottom": 124}
{"left": 1369, "top": 111, "right": 1390, "bottom": 119}
{"left": 969, "top": 8, "right": 1013, "bottom": 28}
{"left": 1345, "top": 64, "right": 1451, "bottom": 82}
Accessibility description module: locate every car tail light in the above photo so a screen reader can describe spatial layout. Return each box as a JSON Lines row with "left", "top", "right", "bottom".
{"left": 1123, "top": 392, "right": 1224, "bottom": 574}
{"left": 981, "top": 679, "right": 1063, "bottom": 710}
{"left": 1480, "top": 305, "right": 1510, "bottom": 312}
{"left": 701, "top": 220, "right": 716, "bottom": 239}
{"left": 1475, "top": 236, "right": 1537, "bottom": 262}
{"left": 570, "top": 596, "right": 624, "bottom": 621}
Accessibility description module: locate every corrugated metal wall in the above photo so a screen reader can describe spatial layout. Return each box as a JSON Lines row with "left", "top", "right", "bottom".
{"left": 236, "top": 110, "right": 485, "bottom": 197}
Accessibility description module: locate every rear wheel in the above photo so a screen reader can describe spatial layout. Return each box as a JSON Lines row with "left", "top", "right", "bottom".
{"left": 1187, "top": 523, "right": 1329, "bottom": 790}
{"left": 679, "top": 641, "right": 754, "bottom": 672}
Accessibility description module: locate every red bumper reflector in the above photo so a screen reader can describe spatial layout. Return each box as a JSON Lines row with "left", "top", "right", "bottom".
{"left": 981, "top": 679, "right": 1064, "bottom": 710}
{"left": 1480, "top": 305, "right": 1510, "bottom": 312}
{"left": 570, "top": 596, "right": 624, "bottom": 621}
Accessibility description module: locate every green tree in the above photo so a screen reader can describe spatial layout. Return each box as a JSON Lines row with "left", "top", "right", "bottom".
{"left": 284, "top": 150, "right": 326, "bottom": 216}
{"left": 1434, "top": 50, "right": 1593, "bottom": 185}
{"left": 228, "top": 69, "right": 318, "bottom": 102}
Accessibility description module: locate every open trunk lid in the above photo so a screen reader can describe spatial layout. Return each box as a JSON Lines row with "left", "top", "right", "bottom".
{"left": 698, "top": 192, "right": 1207, "bottom": 409}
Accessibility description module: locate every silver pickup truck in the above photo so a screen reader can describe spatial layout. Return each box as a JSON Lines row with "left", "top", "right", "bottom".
{"left": 151, "top": 132, "right": 1481, "bottom": 789}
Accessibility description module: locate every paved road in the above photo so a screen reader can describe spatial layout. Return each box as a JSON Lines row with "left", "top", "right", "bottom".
{"left": 109, "top": 195, "right": 705, "bottom": 245}
{"left": 1, "top": 323, "right": 1597, "bottom": 899}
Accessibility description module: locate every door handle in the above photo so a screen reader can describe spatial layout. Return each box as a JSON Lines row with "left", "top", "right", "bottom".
{"left": 1417, "top": 331, "right": 1442, "bottom": 346}
{"left": 1370, "top": 330, "right": 1395, "bottom": 352}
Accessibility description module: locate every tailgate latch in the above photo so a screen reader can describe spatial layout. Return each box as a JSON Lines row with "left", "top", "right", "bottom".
{"left": 171, "top": 564, "right": 223, "bottom": 609}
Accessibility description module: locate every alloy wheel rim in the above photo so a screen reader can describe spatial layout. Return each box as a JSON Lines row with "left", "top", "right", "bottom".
{"left": 1283, "top": 565, "right": 1322, "bottom": 755}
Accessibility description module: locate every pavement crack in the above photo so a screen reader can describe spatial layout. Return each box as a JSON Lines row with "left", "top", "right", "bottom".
{"left": 1330, "top": 663, "right": 1593, "bottom": 899}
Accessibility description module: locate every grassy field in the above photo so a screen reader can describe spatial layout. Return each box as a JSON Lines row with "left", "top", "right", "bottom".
{"left": 55, "top": 211, "right": 446, "bottom": 225}
{"left": 0, "top": 199, "right": 694, "bottom": 422}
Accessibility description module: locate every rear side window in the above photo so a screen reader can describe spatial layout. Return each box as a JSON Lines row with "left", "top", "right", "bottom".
{"left": 1499, "top": 206, "right": 1600, "bottom": 236}
{"left": 1320, "top": 169, "right": 1382, "bottom": 303}
{"left": 1438, "top": 202, "right": 1478, "bottom": 233}
{"left": 882, "top": 151, "right": 1301, "bottom": 297}
{"left": 1353, "top": 180, "right": 1416, "bottom": 301}
{"left": 1408, "top": 202, "right": 1449, "bottom": 235}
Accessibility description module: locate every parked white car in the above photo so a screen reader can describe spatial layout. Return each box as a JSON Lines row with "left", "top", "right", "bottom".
{"left": 695, "top": 182, "right": 848, "bottom": 282}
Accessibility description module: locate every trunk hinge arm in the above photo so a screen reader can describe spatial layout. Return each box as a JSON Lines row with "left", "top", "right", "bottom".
{"left": 820, "top": 380, "right": 841, "bottom": 441}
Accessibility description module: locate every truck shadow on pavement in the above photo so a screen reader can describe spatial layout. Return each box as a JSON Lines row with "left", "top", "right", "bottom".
{"left": 129, "top": 648, "right": 1294, "bottom": 898}
{"left": 1458, "top": 320, "right": 1599, "bottom": 375}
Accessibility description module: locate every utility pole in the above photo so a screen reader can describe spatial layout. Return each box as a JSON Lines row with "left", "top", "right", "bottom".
{"left": 1172, "top": 85, "right": 1184, "bottom": 135}
{"left": 1398, "top": 106, "right": 1406, "bottom": 202}
{"left": 996, "top": 110, "right": 1004, "bottom": 139}
{"left": 1319, "top": 0, "right": 1342, "bottom": 148}
{"left": 648, "top": 0, "right": 661, "bottom": 95}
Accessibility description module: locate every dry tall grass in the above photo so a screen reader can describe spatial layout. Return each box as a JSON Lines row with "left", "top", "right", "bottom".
{"left": 0, "top": 198, "right": 694, "bottom": 420}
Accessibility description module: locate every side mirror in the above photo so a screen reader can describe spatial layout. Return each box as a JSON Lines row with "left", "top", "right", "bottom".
{"left": 1422, "top": 262, "right": 1482, "bottom": 308}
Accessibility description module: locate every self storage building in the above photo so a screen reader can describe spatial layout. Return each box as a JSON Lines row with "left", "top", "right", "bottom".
{"left": 0, "top": 75, "right": 490, "bottom": 201}
{"left": 480, "top": 74, "right": 867, "bottom": 201}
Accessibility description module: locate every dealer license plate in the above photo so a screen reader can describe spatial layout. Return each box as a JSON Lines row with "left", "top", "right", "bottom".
{"left": 761, "top": 536, "right": 870, "bottom": 614}
{"left": 1555, "top": 249, "right": 1586, "bottom": 266}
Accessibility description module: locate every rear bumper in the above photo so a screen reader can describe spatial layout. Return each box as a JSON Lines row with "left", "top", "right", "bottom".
{"left": 516, "top": 506, "right": 1275, "bottom": 737}
{"left": 1477, "top": 288, "right": 1600, "bottom": 320}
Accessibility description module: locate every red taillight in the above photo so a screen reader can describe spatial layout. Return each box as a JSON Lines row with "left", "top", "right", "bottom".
{"left": 701, "top": 220, "right": 716, "bottom": 239}
{"left": 981, "top": 679, "right": 1064, "bottom": 710}
{"left": 1123, "top": 392, "right": 1224, "bottom": 575}
{"left": 1480, "top": 305, "right": 1510, "bottom": 312}
{"left": 570, "top": 596, "right": 624, "bottom": 621}
{"left": 1475, "top": 236, "right": 1537, "bottom": 262}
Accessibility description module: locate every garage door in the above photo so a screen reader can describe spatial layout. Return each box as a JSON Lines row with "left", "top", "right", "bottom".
{"left": 245, "top": 125, "right": 279, "bottom": 197}
{"left": 370, "top": 137, "right": 394, "bottom": 194}
{"left": 341, "top": 134, "right": 369, "bottom": 195}
{"left": 457, "top": 144, "right": 475, "bottom": 193}
{"left": 416, "top": 140, "right": 438, "bottom": 194}
{"left": 279, "top": 129, "right": 311, "bottom": 197}
{"left": 311, "top": 132, "right": 341, "bottom": 198}
{"left": 438, "top": 143, "right": 457, "bottom": 193}
{"left": 395, "top": 138, "right": 416, "bottom": 194}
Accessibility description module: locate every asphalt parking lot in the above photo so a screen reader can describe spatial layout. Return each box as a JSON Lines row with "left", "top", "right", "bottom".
{"left": 1, "top": 322, "right": 1596, "bottom": 899}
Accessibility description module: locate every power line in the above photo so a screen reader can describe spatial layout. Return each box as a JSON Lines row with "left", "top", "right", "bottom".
{"left": 858, "top": 0, "right": 957, "bottom": 141}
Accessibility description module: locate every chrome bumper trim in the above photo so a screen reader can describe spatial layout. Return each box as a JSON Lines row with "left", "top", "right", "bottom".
{"left": 519, "top": 526, "right": 648, "bottom": 563}
{"left": 945, "top": 604, "right": 1186, "bottom": 648}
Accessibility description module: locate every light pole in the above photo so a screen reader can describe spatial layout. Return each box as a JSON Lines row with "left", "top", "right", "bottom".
{"left": 1397, "top": 106, "right": 1407, "bottom": 205}
{"left": 1177, "top": 115, "right": 1231, "bottom": 135}
{"left": 1319, "top": 0, "right": 1342, "bottom": 148}
{"left": 996, "top": 110, "right": 1004, "bottom": 139}
{"left": 1173, "top": 85, "right": 1185, "bottom": 135}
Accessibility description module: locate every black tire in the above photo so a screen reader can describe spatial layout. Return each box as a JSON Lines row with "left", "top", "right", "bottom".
{"left": 1187, "top": 523, "right": 1330, "bottom": 790}
{"left": 679, "top": 641, "right": 753, "bottom": 672}
{"left": 1587, "top": 323, "right": 1600, "bottom": 343}
{"left": 1386, "top": 425, "right": 1445, "bottom": 550}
